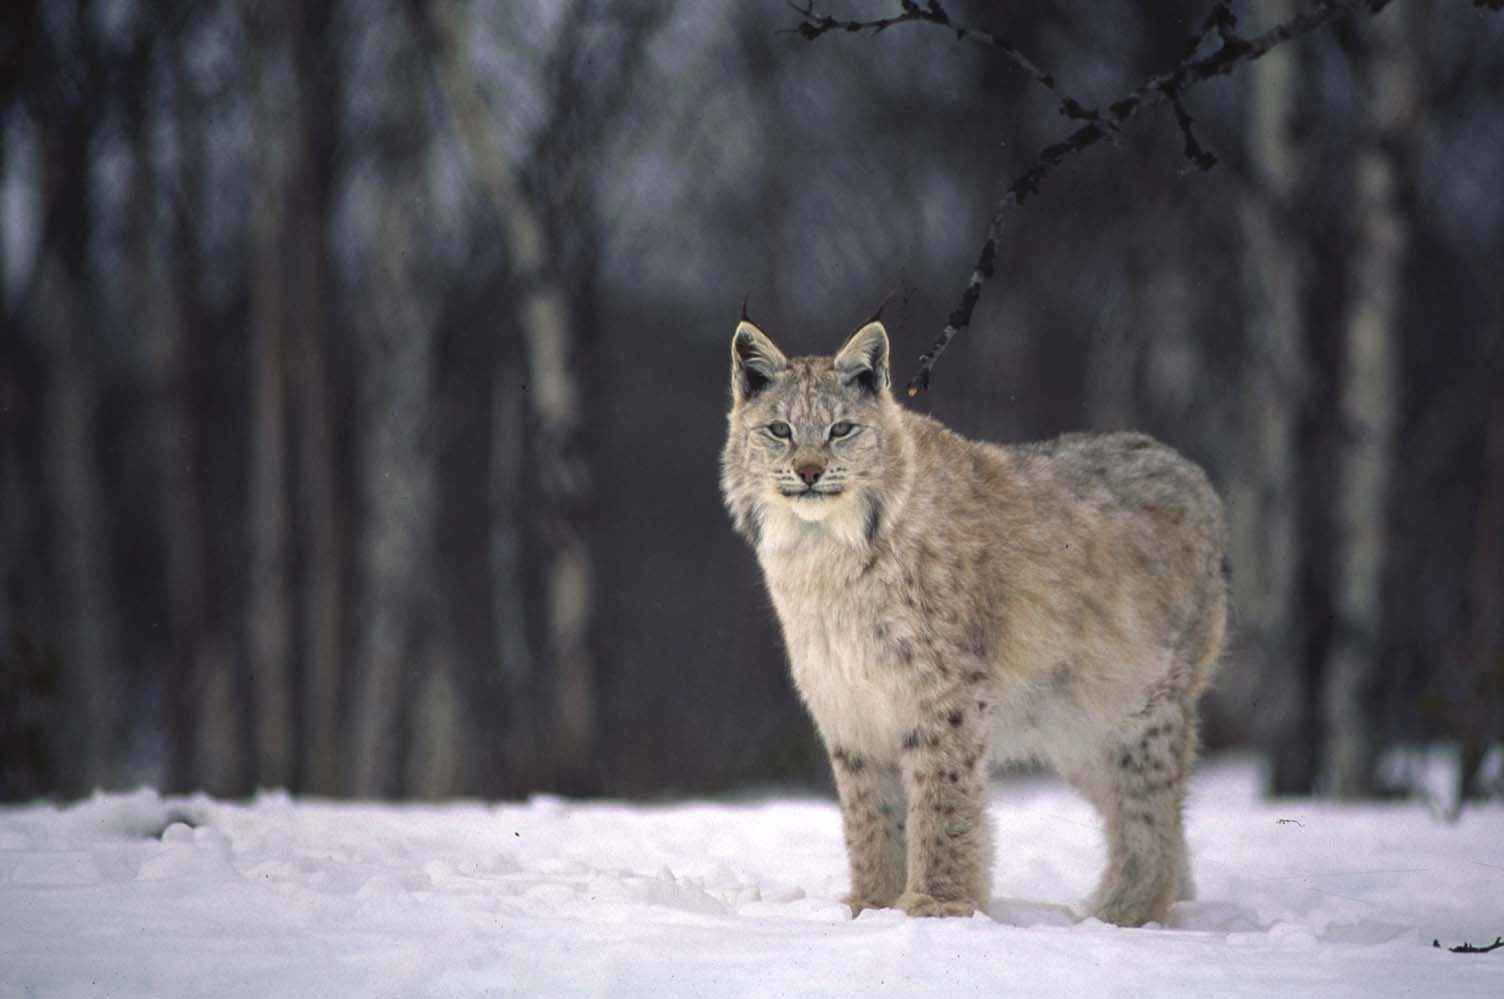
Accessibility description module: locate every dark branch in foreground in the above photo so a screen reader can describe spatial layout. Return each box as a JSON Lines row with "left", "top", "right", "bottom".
{"left": 1434, "top": 936, "right": 1504, "bottom": 954}
{"left": 789, "top": 0, "right": 1414, "bottom": 395}
{"left": 786, "top": 0, "right": 1098, "bottom": 122}
{"left": 903, "top": 0, "right": 1391, "bottom": 395}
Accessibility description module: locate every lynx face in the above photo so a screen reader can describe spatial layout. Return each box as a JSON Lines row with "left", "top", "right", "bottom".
{"left": 723, "top": 320, "right": 897, "bottom": 528}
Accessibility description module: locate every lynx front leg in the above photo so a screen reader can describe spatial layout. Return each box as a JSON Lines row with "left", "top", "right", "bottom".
{"left": 895, "top": 709, "right": 991, "bottom": 917}
{"left": 829, "top": 747, "right": 907, "bottom": 916}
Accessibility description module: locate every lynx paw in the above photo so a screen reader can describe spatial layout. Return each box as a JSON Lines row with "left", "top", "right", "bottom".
{"left": 1088, "top": 886, "right": 1170, "bottom": 928}
{"left": 894, "top": 891, "right": 977, "bottom": 918}
{"left": 844, "top": 894, "right": 893, "bottom": 918}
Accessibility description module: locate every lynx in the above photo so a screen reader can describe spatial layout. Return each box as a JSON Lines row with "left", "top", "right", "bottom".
{"left": 720, "top": 316, "right": 1227, "bottom": 926}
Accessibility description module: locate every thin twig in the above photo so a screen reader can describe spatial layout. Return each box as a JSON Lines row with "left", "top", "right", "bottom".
{"left": 1170, "top": 91, "right": 1219, "bottom": 174}
{"left": 786, "top": 0, "right": 1098, "bottom": 122}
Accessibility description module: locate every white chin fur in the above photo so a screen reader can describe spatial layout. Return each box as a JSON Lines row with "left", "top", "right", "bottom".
{"left": 758, "top": 489, "right": 868, "bottom": 552}
{"left": 786, "top": 492, "right": 844, "bottom": 523}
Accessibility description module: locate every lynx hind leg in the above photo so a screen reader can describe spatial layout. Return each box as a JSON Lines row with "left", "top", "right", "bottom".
{"left": 1072, "top": 695, "right": 1198, "bottom": 927}
{"left": 830, "top": 748, "right": 908, "bottom": 915}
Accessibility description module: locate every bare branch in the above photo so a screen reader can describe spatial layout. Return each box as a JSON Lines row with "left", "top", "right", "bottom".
{"left": 1184, "top": 1, "right": 1241, "bottom": 60}
{"left": 893, "top": 0, "right": 1383, "bottom": 395}
{"left": 786, "top": 0, "right": 1098, "bottom": 122}
{"left": 1434, "top": 936, "right": 1504, "bottom": 954}
{"left": 796, "top": 0, "right": 1504, "bottom": 393}
{"left": 1170, "top": 92, "right": 1219, "bottom": 174}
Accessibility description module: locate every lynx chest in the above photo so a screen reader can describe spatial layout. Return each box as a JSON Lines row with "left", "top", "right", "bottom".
{"left": 759, "top": 540, "right": 926, "bottom": 755}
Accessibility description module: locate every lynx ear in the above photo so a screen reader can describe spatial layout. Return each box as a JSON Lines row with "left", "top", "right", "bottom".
{"left": 731, "top": 321, "right": 788, "bottom": 401}
{"left": 834, "top": 321, "right": 890, "bottom": 395}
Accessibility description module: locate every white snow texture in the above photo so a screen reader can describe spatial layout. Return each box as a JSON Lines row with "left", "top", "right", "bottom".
{"left": 0, "top": 758, "right": 1500, "bottom": 998}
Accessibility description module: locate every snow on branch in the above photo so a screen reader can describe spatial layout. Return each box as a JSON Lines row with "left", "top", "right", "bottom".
{"left": 789, "top": 0, "right": 1470, "bottom": 396}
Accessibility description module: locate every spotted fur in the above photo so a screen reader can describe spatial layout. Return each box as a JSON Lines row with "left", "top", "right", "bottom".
{"left": 721, "top": 319, "right": 1227, "bottom": 925}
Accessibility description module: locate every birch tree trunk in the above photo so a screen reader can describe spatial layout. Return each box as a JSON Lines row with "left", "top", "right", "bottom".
{"left": 429, "top": 0, "right": 596, "bottom": 788}
{"left": 1228, "top": 0, "right": 1314, "bottom": 793}
{"left": 1322, "top": 4, "right": 1419, "bottom": 798}
{"left": 347, "top": 12, "right": 443, "bottom": 797}
{"left": 348, "top": 185, "right": 438, "bottom": 797}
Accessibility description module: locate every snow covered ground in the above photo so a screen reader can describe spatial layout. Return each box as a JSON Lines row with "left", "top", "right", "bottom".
{"left": 1, "top": 757, "right": 1500, "bottom": 998}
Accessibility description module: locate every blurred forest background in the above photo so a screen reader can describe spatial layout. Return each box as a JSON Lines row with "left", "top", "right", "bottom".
{"left": 1, "top": 0, "right": 1502, "bottom": 804}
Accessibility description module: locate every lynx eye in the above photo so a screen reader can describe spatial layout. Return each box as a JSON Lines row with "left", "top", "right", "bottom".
{"left": 829, "top": 421, "right": 855, "bottom": 439}
{"left": 767, "top": 421, "right": 793, "bottom": 440}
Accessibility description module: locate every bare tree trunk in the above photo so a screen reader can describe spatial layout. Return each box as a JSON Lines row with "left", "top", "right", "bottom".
{"left": 0, "top": 121, "right": 21, "bottom": 643}
{"left": 40, "top": 261, "right": 114, "bottom": 792}
{"left": 246, "top": 17, "right": 294, "bottom": 790}
{"left": 429, "top": 0, "right": 596, "bottom": 788}
{"left": 292, "top": 320, "right": 344, "bottom": 795}
{"left": 284, "top": 0, "right": 346, "bottom": 797}
{"left": 525, "top": 290, "right": 596, "bottom": 789}
{"left": 1462, "top": 348, "right": 1504, "bottom": 799}
{"left": 406, "top": 642, "right": 460, "bottom": 799}
{"left": 127, "top": 59, "right": 189, "bottom": 789}
{"left": 1322, "top": 4, "right": 1419, "bottom": 798}
{"left": 1228, "top": 0, "right": 1314, "bottom": 794}
{"left": 348, "top": 189, "right": 436, "bottom": 796}
{"left": 158, "top": 41, "right": 217, "bottom": 794}
{"left": 490, "top": 341, "right": 538, "bottom": 788}
{"left": 36, "top": 41, "right": 117, "bottom": 790}
{"left": 348, "top": 13, "right": 442, "bottom": 797}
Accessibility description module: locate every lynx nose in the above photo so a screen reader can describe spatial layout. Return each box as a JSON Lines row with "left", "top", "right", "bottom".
{"left": 796, "top": 463, "right": 825, "bottom": 485}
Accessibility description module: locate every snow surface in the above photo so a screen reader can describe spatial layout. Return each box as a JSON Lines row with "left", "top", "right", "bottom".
{"left": 1, "top": 757, "right": 1500, "bottom": 998}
